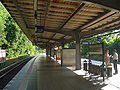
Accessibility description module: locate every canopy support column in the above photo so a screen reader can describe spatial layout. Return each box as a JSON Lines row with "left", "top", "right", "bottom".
{"left": 75, "top": 32, "right": 81, "bottom": 70}
{"left": 61, "top": 44, "right": 64, "bottom": 66}
{"left": 46, "top": 48, "right": 49, "bottom": 56}
{"left": 50, "top": 48, "right": 52, "bottom": 57}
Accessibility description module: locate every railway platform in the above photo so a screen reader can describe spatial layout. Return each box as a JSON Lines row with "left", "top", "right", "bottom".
{"left": 3, "top": 54, "right": 120, "bottom": 90}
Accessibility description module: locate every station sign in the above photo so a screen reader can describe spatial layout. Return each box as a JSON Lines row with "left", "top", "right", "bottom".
{"left": 81, "top": 41, "right": 89, "bottom": 45}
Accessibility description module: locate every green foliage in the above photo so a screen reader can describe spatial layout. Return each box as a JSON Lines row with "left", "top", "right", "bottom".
{"left": 0, "top": 55, "right": 28, "bottom": 70}
{"left": 64, "top": 42, "right": 75, "bottom": 48}
{"left": 0, "top": 5, "right": 41, "bottom": 58}
{"left": 0, "top": 6, "right": 7, "bottom": 46}
{"left": 81, "top": 45, "right": 89, "bottom": 58}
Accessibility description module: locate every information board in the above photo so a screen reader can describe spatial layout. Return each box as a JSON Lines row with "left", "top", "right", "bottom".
{"left": 89, "top": 44, "right": 103, "bottom": 54}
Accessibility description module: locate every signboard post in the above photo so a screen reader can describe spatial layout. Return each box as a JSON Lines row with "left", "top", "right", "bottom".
{"left": 88, "top": 43, "right": 105, "bottom": 81}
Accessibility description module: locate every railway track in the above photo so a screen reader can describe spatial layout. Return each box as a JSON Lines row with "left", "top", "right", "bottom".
{"left": 0, "top": 57, "right": 33, "bottom": 89}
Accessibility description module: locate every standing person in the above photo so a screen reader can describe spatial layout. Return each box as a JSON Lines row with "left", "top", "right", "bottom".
{"left": 111, "top": 49, "right": 118, "bottom": 74}
{"left": 104, "top": 50, "right": 111, "bottom": 68}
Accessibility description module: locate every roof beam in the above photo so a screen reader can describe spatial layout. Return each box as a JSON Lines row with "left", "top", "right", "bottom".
{"left": 37, "top": 36, "right": 75, "bottom": 46}
{"left": 37, "top": 37, "right": 62, "bottom": 42}
{"left": 60, "top": 25, "right": 120, "bottom": 44}
{"left": 72, "top": 0, "right": 120, "bottom": 11}
{"left": 45, "top": 29, "right": 73, "bottom": 36}
{"left": 37, "top": 36, "right": 75, "bottom": 44}
{"left": 44, "top": 0, "right": 51, "bottom": 26}
{"left": 37, "top": 43, "right": 53, "bottom": 48}
{"left": 37, "top": 41, "right": 61, "bottom": 48}
{"left": 12, "top": 0, "right": 28, "bottom": 28}
{"left": 34, "top": 0, "right": 38, "bottom": 32}
{"left": 11, "top": 0, "right": 33, "bottom": 41}
{"left": 91, "top": 17, "right": 120, "bottom": 30}
{"left": 36, "top": 41, "right": 54, "bottom": 46}
{"left": 28, "top": 27, "right": 73, "bottom": 36}
{"left": 62, "top": 11, "right": 118, "bottom": 42}
{"left": 81, "top": 24, "right": 120, "bottom": 38}
{"left": 74, "top": 9, "right": 111, "bottom": 31}
{"left": 48, "top": 3, "right": 85, "bottom": 42}
{"left": 61, "top": 24, "right": 120, "bottom": 44}
{"left": 60, "top": 10, "right": 111, "bottom": 41}
{"left": 59, "top": 10, "right": 110, "bottom": 41}
{"left": 58, "top": 3, "right": 85, "bottom": 30}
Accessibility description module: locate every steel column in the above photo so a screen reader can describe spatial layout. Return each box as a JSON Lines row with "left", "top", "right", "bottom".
{"left": 50, "top": 48, "right": 52, "bottom": 58}
{"left": 61, "top": 44, "right": 64, "bottom": 66}
{"left": 75, "top": 32, "right": 81, "bottom": 70}
{"left": 46, "top": 48, "right": 49, "bottom": 56}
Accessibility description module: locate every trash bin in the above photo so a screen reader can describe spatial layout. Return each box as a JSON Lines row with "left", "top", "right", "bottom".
{"left": 88, "top": 61, "right": 92, "bottom": 73}
{"left": 83, "top": 60, "right": 87, "bottom": 71}
{"left": 107, "top": 66, "right": 112, "bottom": 77}
{"left": 100, "top": 67, "right": 106, "bottom": 77}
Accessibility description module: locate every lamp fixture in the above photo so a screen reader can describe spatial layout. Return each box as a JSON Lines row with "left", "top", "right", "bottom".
{"left": 35, "top": 26, "right": 44, "bottom": 33}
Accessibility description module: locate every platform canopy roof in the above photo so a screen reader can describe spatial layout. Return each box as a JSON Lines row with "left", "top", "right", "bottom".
{"left": 1, "top": 0, "right": 120, "bottom": 48}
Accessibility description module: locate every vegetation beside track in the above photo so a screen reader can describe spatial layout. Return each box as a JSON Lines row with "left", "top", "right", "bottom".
{"left": 0, "top": 55, "right": 29, "bottom": 70}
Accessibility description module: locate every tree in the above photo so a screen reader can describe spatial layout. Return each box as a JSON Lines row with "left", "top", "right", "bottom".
{"left": 0, "top": 5, "right": 7, "bottom": 47}
{"left": 0, "top": 4, "right": 40, "bottom": 58}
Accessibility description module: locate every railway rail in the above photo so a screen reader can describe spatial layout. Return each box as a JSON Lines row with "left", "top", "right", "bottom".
{"left": 0, "top": 57, "right": 33, "bottom": 89}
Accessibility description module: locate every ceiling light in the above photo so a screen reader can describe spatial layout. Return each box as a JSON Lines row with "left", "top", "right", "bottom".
{"left": 35, "top": 26, "right": 44, "bottom": 33}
